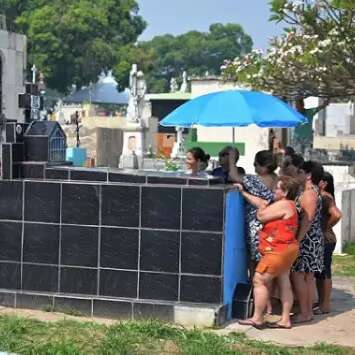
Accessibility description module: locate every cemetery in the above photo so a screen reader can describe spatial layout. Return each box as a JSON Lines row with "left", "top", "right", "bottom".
{"left": 1, "top": 2, "right": 355, "bottom": 352}
{"left": 0, "top": 25, "right": 248, "bottom": 326}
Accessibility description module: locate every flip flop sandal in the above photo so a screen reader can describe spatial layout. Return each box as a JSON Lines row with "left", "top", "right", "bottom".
{"left": 266, "top": 322, "right": 292, "bottom": 329}
{"left": 238, "top": 319, "right": 265, "bottom": 330}
{"left": 292, "top": 317, "right": 313, "bottom": 324}
{"left": 313, "top": 308, "right": 330, "bottom": 315}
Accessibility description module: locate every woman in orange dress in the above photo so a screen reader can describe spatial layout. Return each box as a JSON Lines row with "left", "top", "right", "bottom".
{"left": 236, "top": 176, "right": 299, "bottom": 329}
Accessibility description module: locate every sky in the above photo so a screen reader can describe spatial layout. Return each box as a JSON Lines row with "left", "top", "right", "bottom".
{"left": 136, "top": 0, "right": 284, "bottom": 50}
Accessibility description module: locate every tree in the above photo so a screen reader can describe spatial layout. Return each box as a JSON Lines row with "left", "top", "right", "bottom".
{"left": 222, "top": 0, "right": 355, "bottom": 98}
{"left": 3, "top": 0, "right": 146, "bottom": 93}
{"left": 115, "top": 23, "right": 253, "bottom": 93}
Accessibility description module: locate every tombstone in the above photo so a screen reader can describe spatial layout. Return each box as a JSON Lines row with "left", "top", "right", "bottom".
{"left": 180, "top": 71, "right": 188, "bottom": 93}
{"left": 18, "top": 82, "right": 44, "bottom": 122}
{"left": 171, "top": 127, "right": 185, "bottom": 158}
{"left": 120, "top": 64, "right": 148, "bottom": 169}
{"left": 170, "top": 77, "right": 178, "bottom": 93}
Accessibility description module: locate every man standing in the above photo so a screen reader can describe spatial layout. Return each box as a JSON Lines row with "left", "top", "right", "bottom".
{"left": 293, "top": 97, "right": 329, "bottom": 154}
{"left": 212, "top": 146, "right": 245, "bottom": 183}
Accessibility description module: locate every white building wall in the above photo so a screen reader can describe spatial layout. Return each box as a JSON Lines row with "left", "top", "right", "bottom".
{"left": 325, "top": 103, "right": 353, "bottom": 137}
{"left": 0, "top": 29, "right": 26, "bottom": 122}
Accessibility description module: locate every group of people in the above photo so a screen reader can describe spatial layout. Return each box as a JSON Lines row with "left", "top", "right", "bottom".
{"left": 185, "top": 145, "right": 342, "bottom": 329}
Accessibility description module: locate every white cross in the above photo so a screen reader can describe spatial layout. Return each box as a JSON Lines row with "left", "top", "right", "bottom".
{"left": 31, "top": 64, "right": 37, "bottom": 84}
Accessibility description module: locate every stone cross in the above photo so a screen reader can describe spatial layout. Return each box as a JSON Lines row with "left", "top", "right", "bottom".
{"left": 31, "top": 64, "right": 37, "bottom": 84}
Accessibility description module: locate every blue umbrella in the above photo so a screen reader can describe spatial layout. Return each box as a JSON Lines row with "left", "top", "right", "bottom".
{"left": 160, "top": 90, "right": 306, "bottom": 128}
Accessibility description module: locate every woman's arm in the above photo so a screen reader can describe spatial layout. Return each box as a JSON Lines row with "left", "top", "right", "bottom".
{"left": 323, "top": 193, "right": 342, "bottom": 228}
{"left": 234, "top": 184, "right": 269, "bottom": 210}
{"left": 256, "top": 200, "right": 289, "bottom": 223}
{"left": 297, "top": 189, "right": 317, "bottom": 242}
{"left": 227, "top": 150, "right": 242, "bottom": 183}
{"left": 328, "top": 204, "right": 342, "bottom": 227}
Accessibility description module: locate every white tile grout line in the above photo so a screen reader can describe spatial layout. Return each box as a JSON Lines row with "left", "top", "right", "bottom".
{"left": 20, "top": 180, "right": 25, "bottom": 290}
{"left": 58, "top": 182, "right": 62, "bottom": 293}
{"left": 0, "top": 218, "right": 223, "bottom": 236}
{"left": 178, "top": 187, "right": 183, "bottom": 302}
{"left": 0, "top": 260, "right": 222, "bottom": 278}
{"left": 136, "top": 185, "right": 142, "bottom": 299}
{"left": 97, "top": 185, "right": 102, "bottom": 296}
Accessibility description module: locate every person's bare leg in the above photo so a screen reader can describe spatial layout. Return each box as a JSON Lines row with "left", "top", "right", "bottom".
{"left": 277, "top": 272, "right": 293, "bottom": 327}
{"left": 306, "top": 273, "right": 315, "bottom": 317}
{"left": 241, "top": 272, "right": 273, "bottom": 325}
{"left": 316, "top": 278, "right": 324, "bottom": 307}
{"left": 319, "top": 278, "right": 332, "bottom": 313}
{"left": 291, "top": 272, "right": 312, "bottom": 322}
{"left": 266, "top": 280, "right": 274, "bottom": 314}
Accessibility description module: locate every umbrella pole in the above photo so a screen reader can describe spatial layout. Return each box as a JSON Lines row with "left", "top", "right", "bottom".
{"left": 232, "top": 127, "right": 235, "bottom": 144}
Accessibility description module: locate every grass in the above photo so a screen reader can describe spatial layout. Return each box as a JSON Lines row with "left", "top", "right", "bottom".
{"left": 344, "top": 242, "right": 355, "bottom": 256}
{"left": 0, "top": 315, "right": 353, "bottom": 355}
{"left": 333, "top": 242, "right": 355, "bottom": 277}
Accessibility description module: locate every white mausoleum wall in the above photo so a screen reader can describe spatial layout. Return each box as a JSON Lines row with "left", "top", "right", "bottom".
{"left": 0, "top": 29, "right": 26, "bottom": 122}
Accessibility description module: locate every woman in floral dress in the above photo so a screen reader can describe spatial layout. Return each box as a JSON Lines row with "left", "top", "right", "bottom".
{"left": 291, "top": 160, "right": 324, "bottom": 324}
{"left": 229, "top": 150, "right": 278, "bottom": 273}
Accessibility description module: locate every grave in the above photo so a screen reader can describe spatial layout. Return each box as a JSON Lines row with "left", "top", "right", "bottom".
{"left": 0, "top": 113, "right": 247, "bottom": 326}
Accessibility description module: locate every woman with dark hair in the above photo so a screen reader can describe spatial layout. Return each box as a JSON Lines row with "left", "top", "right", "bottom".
{"left": 291, "top": 160, "right": 324, "bottom": 324}
{"left": 236, "top": 176, "right": 300, "bottom": 329}
{"left": 315, "top": 172, "right": 342, "bottom": 314}
{"left": 284, "top": 146, "right": 295, "bottom": 157}
{"left": 280, "top": 153, "right": 304, "bottom": 179}
{"left": 230, "top": 150, "right": 278, "bottom": 273}
{"left": 185, "top": 147, "right": 210, "bottom": 176}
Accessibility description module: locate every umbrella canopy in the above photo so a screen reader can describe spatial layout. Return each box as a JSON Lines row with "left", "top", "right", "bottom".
{"left": 160, "top": 90, "right": 306, "bottom": 128}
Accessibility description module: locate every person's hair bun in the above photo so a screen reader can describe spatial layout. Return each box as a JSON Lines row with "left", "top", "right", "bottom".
{"left": 188, "top": 147, "right": 210, "bottom": 163}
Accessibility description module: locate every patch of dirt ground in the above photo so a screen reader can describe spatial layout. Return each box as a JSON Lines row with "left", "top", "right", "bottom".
{"left": 218, "top": 276, "right": 355, "bottom": 348}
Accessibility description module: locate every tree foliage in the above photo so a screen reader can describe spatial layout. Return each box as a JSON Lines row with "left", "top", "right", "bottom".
{"left": 222, "top": 0, "right": 355, "bottom": 98}
{"left": 1, "top": 0, "right": 146, "bottom": 93}
{"left": 115, "top": 23, "right": 253, "bottom": 92}
{"left": 2, "top": 1, "right": 252, "bottom": 94}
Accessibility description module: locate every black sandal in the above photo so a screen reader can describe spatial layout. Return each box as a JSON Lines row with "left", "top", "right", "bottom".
{"left": 238, "top": 319, "right": 265, "bottom": 330}
{"left": 266, "top": 322, "right": 291, "bottom": 329}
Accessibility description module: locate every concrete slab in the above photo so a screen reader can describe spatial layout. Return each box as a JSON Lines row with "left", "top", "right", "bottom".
{"left": 218, "top": 276, "right": 355, "bottom": 348}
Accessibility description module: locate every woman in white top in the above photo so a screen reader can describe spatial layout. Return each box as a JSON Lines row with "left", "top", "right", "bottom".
{"left": 185, "top": 147, "right": 210, "bottom": 176}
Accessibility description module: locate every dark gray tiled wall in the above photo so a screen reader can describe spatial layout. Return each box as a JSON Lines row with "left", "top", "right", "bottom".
{"left": 62, "top": 184, "right": 100, "bottom": 225}
{"left": 0, "top": 180, "right": 225, "bottom": 305}
{"left": 100, "top": 227, "right": 139, "bottom": 269}
{"left": 101, "top": 185, "right": 139, "bottom": 227}
{"left": 1, "top": 144, "right": 12, "bottom": 179}
{"left": 25, "top": 182, "right": 60, "bottom": 223}
{"left": 141, "top": 186, "right": 181, "bottom": 229}
{"left": 23, "top": 223, "right": 59, "bottom": 264}
{"left": 0, "top": 222, "right": 22, "bottom": 261}
{"left": 24, "top": 136, "right": 48, "bottom": 161}
{"left": 0, "top": 180, "right": 22, "bottom": 220}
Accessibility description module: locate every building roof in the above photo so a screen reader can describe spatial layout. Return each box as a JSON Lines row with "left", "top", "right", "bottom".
{"left": 63, "top": 71, "right": 129, "bottom": 105}
{"left": 25, "top": 121, "right": 64, "bottom": 137}
{"left": 146, "top": 92, "right": 191, "bottom": 101}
